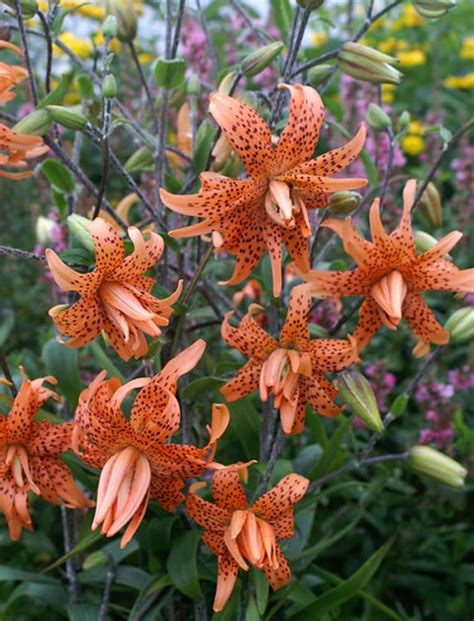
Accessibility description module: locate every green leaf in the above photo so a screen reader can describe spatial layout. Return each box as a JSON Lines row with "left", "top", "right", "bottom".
{"left": 193, "top": 120, "right": 215, "bottom": 176}
{"left": 270, "top": 0, "right": 292, "bottom": 38}
{"left": 167, "top": 529, "right": 202, "bottom": 600}
{"left": 252, "top": 567, "right": 269, "bottom": 615}
{"left": 246, "top": 594, "right": 260, "bottom": 621}
{"left": 36, "top": 531, "right": 102, "bottom": 576}
{"left": 88, "top": 341, "right": 125, "bottom": 383}
{"left": 40, "top": 158, "right": 75, "bottom": 194}
{"left": 154, "top": 58, "right": 186, "bottom": 89}
{"left": 37, "top": 73, "right": 73, "bottom": 109}
{"left": 0, "top": 566, "right": 30, "bottom": 581}
{"left": 289, "top": 538, "right": 395, "bottom": 620}
{"left": 308, "top": 417, "right": 352, "bottom": 480}
{"left": 359, "top": 150, "right": 378, "bottom": 186}
{"left": 227, "top": 399, "right": 260, "bottom": 460}
{"left": 42, "top": 338, "right": 81, "bottom": 408}
{"left": 67, "top": 604, "right": 101, "bottom": 621}
{"left": 183, "top": 377, "right": 225, "bottom": 400}
{"left": 1, "top": 581, "right": 67, "bottom": 618}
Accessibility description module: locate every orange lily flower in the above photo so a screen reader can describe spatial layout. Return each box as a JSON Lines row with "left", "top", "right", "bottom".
{"left": 220, "top": 284, "right": 359, "bottom": 435}
{"left": 167, "top": 102, "right": 193, "bottom": 172}
{"left": 186, "top": 469, "right": 309, "bottom": 612}
{"left": 73, "top": 340, "right": 230, "bottom": 548}
{"left": 160, "top": 83, "right": 367, "bottom": 297}
{"left": 0, "top": 123, "right": 47, "bottom": 179}
{"left": 0, "top": 370, "right": 92, "bottom": 541}
{"left": 0, "top": 40, "right": 27, "bottom": 105}
{"left": 46, "top": 218, "right": 183, "bottom": 361}
{"left": 301, "top": 180, "right": 474, "bottom": 356}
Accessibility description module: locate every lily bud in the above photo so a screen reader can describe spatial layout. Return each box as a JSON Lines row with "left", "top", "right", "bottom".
{"left": 336, "top": 370, "right": 383, "bottom": 432}
{"left": 412, "top": 0, "right": 456, "bottom": 18}
{"left": 218, "top": 72, "right": 237, "bottom": 95}
{"left": 307, "top": 64, "right": 334, "bottom": 86}
{"left": 398, "top": 111, "right": 411, "bottom": 129}
{"left": 445, "top": 308, "right": 474, "bottom": 343}
{"left": 45, "top": 105, "right": 89, "bottom": 131}
{"left": 388, "top": 393, "right": 409, "bottom": 418}
{"left": 366, "top": 103, "right": 392, "bottom": 132}
{"left": 339, "top": 42, "right": 403, "bottom": 85}
{"left": 187, "top": 74, "right": 201, "bottom": 97}
{"left": 414, "top": 230, "right": 438, "bottom": 254}
{"left": 102, "top": 15, "right": 118, "bottom": 38}
{"left": 3, "top": 0, "right": 37, "bottom": 18}
{"left": 124, "top": 145, "right": 154, "bottom": 173}
{"left": 328, "top": 191, "right": 362, "bottom": 216}
{"left": 296, "top": 0, "right": 325, "bottom": 8}
{"left": 36, "top": 216, "right": 56, "bottom": 246}
{"left": 13, "top": 109, "right": 52, "bottom": 136}
{"left": 66, "top": 214, "right": 95, "bottom": 254}
{"left": 419, "top": 182, "right": 442, "bottom": 228}
{"left": 105, "top": 0, "right": 137, "bottom": 42}
{"left": 408, "top": 446, "right": 467, "bottom": 487}
{"left": 241, "top": 42, "right": 284, "bottom": 78}
{"left": 102, "top": 74, "right": 117, "bottom": 98}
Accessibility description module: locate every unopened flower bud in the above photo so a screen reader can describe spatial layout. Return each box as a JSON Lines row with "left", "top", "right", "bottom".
{"left": 337, "top": 370, "right": 383, "bottom": 432}
{"left": 35, "top": 216, "right": 56, "bottom": 246}
{"left": 102, "top": 74, "right": 117, "bottom": 98}
{"left": 3, "top": 0, "right": 37, "bottom": 18}
{"left": 102, "top": 15, "right": 118, "bottom": 38}
{"left": 388, "top": 393, "right": 409, "bottom": 417}
{"left": 408, "top": 446, "right": 467, "bottom": 487}
{"left": 67, "top": 215, "right": 95, "bottom": 254}
{"left": 398, "top": 111, "right": 411, "bottom": 129}
{"left": 125, "top": 145, "right": 154, "bottom": 173}
{"left": 187, "top": 74, "right": 201, "bottom": 97}
{"left": 218, "top": 72, "right": 237, "bottom": 95}
{"left": 419, "top": 182, "right": 442, "bottom": 228}
{"left": 45, "top": 105, "right": 89, "bottom": 131}
{"left": 105, "top": 0, "right": 137, "bottom": 42}
{"left": 414, "top": 230, "right": 438, "bottom": 254}
{"left": 241, "top": 41, "right": 284, "bottom": 78}
{"left": 296, "top": 0, "right": 325, "bottom": 8}
{"left": 412, "top": 0, "right": 456, "bottom": 18}
{"left": 307, "top": 64, "right": 334, "bottom": 85}
{"left": 445, "top": 307, "right": 474, "bottom": 343}
{"left": 366, "top": 103, "right": 392, "bottom": 131}
{"left": 328, "top": 191, "right": 362, "bottom": 216}
{"left": 339, "top": 42, "right": 403, "bottom": 85}
{"left": 13, "top": 109, "right": 52, "bottom": 136}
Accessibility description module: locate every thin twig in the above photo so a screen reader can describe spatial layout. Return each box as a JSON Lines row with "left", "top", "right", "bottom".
{"left": 0, "top": 350, "right": 17, "bottom": 397}
{"left": 379, "top": 127, "right": 395, "bottom": 209}
{"left": 93, "top": 97, "right": 112, "bottom": 219}
{"left": 229, "top": 0, "right": 273, "bottom": 44}
{"left": 37, "top": 10, "right": 53, "bottom": 93}
{"left": 97, "top": 555, "right": 117, "bottom": 621}
{"left": 253, "top": 425, "right": 284, "bottom": 500}
{"left": 61, "top": 507, "right": 81, "bottom": 603}
{"left": 171, "top": 0, "right": 186, "bottom": 58}
{"left": 13, "top": 0, "right": 38, "bottom": 103}
{"left": 0, "top": 245, "right": 46, "bottom": 261}
{"left": 129, "top": 41, "right": 159, "bottom": 133}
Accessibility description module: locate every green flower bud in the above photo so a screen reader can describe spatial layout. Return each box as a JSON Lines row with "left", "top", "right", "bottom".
{"left": 412, "top": 0, "right": 456, "bottom": 18}
{"left": 296, "top": 0, "right": 325, "bottom": 8}
{"left": 3, "top": 0, "right": 37, "bottom": 19}
{"left": 328, "top": 191, "right": 362, "bottom": 216}
{"left": 218, "top": 72, "right": 237, "bottom": 95}
{"left": 102, "top": 15, "right": 118, "bottom": 38}
{"left": 366, "top": 103, "right": 392, "bottom": 131}
{"left": 35, "top": 216, "right": 56, "bottom": 246}
{"left": 187, "top": 74, "right": 201, "bottom": 97}
{"left": 241, "top": 41, "right": 285, "bottom": 78}
{"left": 408, "top": 446, "right": 467, "bottom": 487}
{"left": 419, "top": 182, "right": 442, "bottom": 228}
{"left": 445, "top": 308, "right": 474, "bottom": 343}
{"left": 105, "top": 0, "right": 137, "bottom": 42}
{"left": 13, "top": 109, "right": 52, "bottom": 136}
{"left": 125, "top": 145, "right": 154, "bottom": 173}
{"left": 388, "top": 393, "right": 409, "bottom": 418}
{"left": 414, "top": 230, "right": 439, "bottom": 254}
{"left": 67, "top": 215, "right": 95, "bottom": 254}
{"left": 102, "top": 74, "right": 117, "bottom": 98}
{"left": 337, "top": 370, "right": 383, "bottom": 432}
{"left": 45, "top": 105, "right": 89, "bottom": 131}
{"left": 339, "top": 42, "right": 403, "bottom": 85}
{"left": 398, "top": 111, "right": 411, "bottom": 128}
{"left": 307, "top": 64, "right": 334, "bottom": 85}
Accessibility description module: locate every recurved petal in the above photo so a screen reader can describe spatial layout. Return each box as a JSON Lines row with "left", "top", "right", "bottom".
{"left": 391, "top": 178, "right": 416, "bottom": 249}
{"left": 262, "top": 221, "right": 283, "bottom": 297}
{"left": 353, "top": 297, "right": 384, "bottom": 350}
{"left": 149, "top": 475, "right": 185, "bottom": 512}
{"left": 30, "top": 455, "right": 92, "bottom": 509}
{"left": 112, "top": 228, "right": 164, "bottom": 280}
{"left": 221, "top": 310, "right": 276, "bottom": 359}
{"left": 290, "top": 124, "right": 366, "bottom": 177}
{"left": 89, "top": 217, "right": 125, "bottom": 275}
{"left": 49, "top": 296, "right": 104, "bottom": 345}
{"left": 220, "top": 360, "right": 262, "bottom": 402}
{"left": 251, "top": 474, "right": 309, "bottom": 523}
{"left": 274, "top": 83, "right": 324, "bottom": 172}
{"left": 402, "top": 291, "right": 449, "bottom": 350}
{"left": 186, "top": 486, "right": 230, "bottom": 531}
{"left": 262, "top": 543, "right": 292, "bottom": 590}
{"left": 211, "top": 469, "right": 248, "bottom": 512}
{"left": 304, "top": 375, "right": 341, "bottom": 418}
{"left": 219, "top": 227, "right": 267, "bottom": 288}
{"left": 280, "top": 214, "right": 311, "bottom": 273}
{"left": 46, "top": 249, "right": 101, "bottom": 294}
{"left": 279, "top": 284, "right": 312, "bottom": 347}
{"left": 102, "top": 317, "right": 138, "bottom": 361}
{"left": 28, "top": 420, "right": 74, "bottom": 456}
{"left": 369, "top": 198, "right": 389, "bottom": 244}
{"left": 287, "top": 173, "right": 367, "bottom": 195}
{"left": 301, "top": 268, "right": 367, "bottom": 298}
{"left": 309, "top": 337, "right": 359, "bottom": 373}
{"left": 322, "top": 218, "right": 376, "bottom": 267}
{"left": 209, "top": 92, "right": 275, "bottom": 178}
{"left": 213, "top": 552, "right": 239, "bottom": 612}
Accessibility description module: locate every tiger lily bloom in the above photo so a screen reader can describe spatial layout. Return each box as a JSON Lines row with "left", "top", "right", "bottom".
{"left": 0, "top": 123, "right": 47, "bottom": 180}
{"left": 0, "top": 370, "right": 92, "bottom": 541}
{"left": 160, "top": 83, "right": 367, "bottom": 296}
{"left": 46, "top": 218, "right": 183, "bottom": 361}
{"left": 301, "top": 180, "right": 474, "bottom": 356}
{"left": 186, "top": 469, "right": 309, "bottom": 612}
{"left": 73, "top": 340, "right": 230, "bottom": 548}
{"left": 220, "top": 284, "right": 359, "bottom": 435}
{"left": 0, "top": 40, "right": 27, "bottom": 105}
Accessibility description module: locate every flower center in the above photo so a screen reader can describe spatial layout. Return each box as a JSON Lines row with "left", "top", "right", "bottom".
{"left": 92, "top": 445, "right": 151, "bottom": 546}
{"left": 4, "top": 445, "right": 40, "bottom": 495}
{"left": 264, "top": 180, "right": 309, "bottom": 231}
{"left": 259, "top": 348, "right": 312, "bottom": 433}
{"left": 224, "top": 510, "right": 279, "bottom": 571}
{"left": 371, "top": 270, "right": 408, "bottom": 329}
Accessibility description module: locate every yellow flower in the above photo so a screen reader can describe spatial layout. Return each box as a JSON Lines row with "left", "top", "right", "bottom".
{"left": 402, "top": 135, "right": 425, "bottom": 156}
{"left": 138, "top": 53, "right": 154, "bottom": 64}
{"left": 311, "top": 32, "right": 328, "bottom": 47}
{"left": 444, "top": 73, "right": 474, "bottom": 90}
{"left": 460, "top": 38, "right": 474, "bottom": 60}
{"left": 377, "top": 38, "right": 398, "bottom": 54}
{"left": 381, "top": 83, "right": 396, "bottom": 104}
{"left": 93, "top": 31, "right": 121, "bottom": 54}
{"left": 402, "top": 4, "right": 425, "bottom": 27}
{"left": 397, "top": 49, "right": 426, "bottom": 68}
{"left": 54, "top": 32, "right": 93, "bottom": 59}
{"left": 408, "top": 120, "right": 425, "bottom": 135}
{"left": 78, "top": 4, "right": 106, "bottom": 20}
